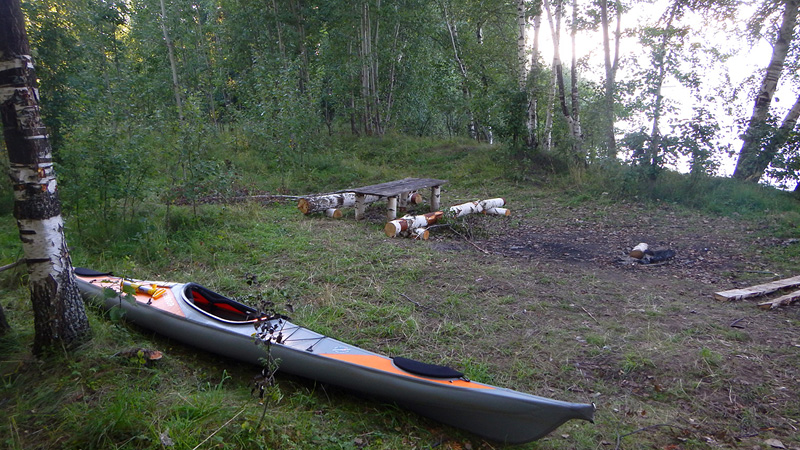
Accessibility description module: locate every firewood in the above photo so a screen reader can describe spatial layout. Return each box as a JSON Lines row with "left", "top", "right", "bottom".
{"left": 757, "top": 289, "right": 800, "bottom": 309}
{"left": 714, "top": 275, "right": 800, "bottom": 301}
{"left": 298, "top": 192, "right": 381, "bottom": 215}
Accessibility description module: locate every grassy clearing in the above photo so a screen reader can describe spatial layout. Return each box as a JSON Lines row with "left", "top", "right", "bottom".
{"left": 2, "top": 137, "right": 800, "bottom": 449}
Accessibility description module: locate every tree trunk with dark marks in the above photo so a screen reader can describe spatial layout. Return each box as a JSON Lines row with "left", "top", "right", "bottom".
{"left": 733, "top": 0, "right": 798, "bottom": 182}
{"left": 0, "top": 302, "right": 9, "bottom": 335}
{"left": 0, "top": 0, "right": 91, "bottom": 353}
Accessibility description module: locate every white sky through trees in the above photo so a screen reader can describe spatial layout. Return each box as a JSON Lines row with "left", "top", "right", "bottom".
{"left": 529, "top": 1, "right": 796, "bottom": 178}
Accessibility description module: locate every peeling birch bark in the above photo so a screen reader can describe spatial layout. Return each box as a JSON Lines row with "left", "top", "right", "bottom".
{"left": 448, "top": 198, "right": 505, "bottom": 218}
{"left": 298, "top": 192, "right": 382, "bottom": 214}
{"left": 299, "top": 191, "right": 421, "bottom": 216}
{"left": 325, "top": 208, "right": 343, "bottom": 218}
{"left": 484, "top": 207, "right": 510, "bottom": 216}
{"left": 384, "top": 211, "right": 444, "bottom": 237}
{"left": 1, "top": 0, "right": 91, "bottom": 353}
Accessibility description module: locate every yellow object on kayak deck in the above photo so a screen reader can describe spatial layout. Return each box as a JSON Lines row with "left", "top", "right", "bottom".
{"left": 121, "top": 280, "right": 167, "bottom": 299}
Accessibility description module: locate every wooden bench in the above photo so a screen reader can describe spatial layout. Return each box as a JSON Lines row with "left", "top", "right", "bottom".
{"left": 348, "top": 178, "right": 447, "bottom": 220}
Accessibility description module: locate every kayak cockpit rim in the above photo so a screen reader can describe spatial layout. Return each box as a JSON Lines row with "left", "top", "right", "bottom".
{"left": 181, "top": 283, "right": 267, "bottom": 324}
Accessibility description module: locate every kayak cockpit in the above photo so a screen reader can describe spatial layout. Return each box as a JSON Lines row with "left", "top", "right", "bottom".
{"left": 183, "top": 283, "right": 263, "bottom": 323}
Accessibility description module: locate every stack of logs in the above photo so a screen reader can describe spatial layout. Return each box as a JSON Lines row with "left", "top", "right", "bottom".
{"left": 384, "top": 198, "right": 509, "bottom": 240}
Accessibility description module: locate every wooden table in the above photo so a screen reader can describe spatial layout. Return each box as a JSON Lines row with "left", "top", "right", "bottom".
{"left": 348, "top": 177, "right": 447, "bottom": 220}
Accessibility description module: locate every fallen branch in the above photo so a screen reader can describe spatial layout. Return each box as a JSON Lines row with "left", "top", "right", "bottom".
{"left": 729, "top": 317, "right": 746, "bottom": 328}
{"left": 0, "top": 259, "right": 24, "bottom": 273}
{"left": 581, "top": 306, "right": 600, "bottom": 325}
{"left": 449, "top": 227, "right": 490, "bottom": 255}
{"left": 614, "top": 424, "right": 690, "bottom": 450}
{"left": 192, "top": 406, "right": 247, "bottom": 450}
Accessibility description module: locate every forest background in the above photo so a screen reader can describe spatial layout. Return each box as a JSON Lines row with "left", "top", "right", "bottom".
{"left": 1, "top": 0, "right": 798, "bottom": 210}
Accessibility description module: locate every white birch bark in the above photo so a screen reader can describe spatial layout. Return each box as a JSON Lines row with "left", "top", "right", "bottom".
{"left": 298, "top": 192, "right": 382, "bottom": 214}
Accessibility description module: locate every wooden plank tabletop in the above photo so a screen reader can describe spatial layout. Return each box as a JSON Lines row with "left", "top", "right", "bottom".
{"left": 347, "top": 178, "right": 447, "bottom": 197}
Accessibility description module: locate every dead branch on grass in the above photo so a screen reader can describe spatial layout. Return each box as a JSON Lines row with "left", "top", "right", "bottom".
{"left": 0, "top": 259, "right": 23, "bottom": 273}
{"left": 191, "top": 406, "right": 246, "bottom": 450}
{"left": 614, "top": 424, "right": 690, "bottom": 450}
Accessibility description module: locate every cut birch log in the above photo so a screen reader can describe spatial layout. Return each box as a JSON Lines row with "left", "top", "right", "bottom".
{"left": 384, "top": 211, "right": 444, "bottom": 237}
{"left": 412, "top": 227, "right": 430, "bottom": 240}
{"left": 325, "top": 208, "right": 343, "bottom": 219}
{"left": 757, "top": 289, "right": 800, "bottom": 309}
{"left": 448, "top": 198, "right": 506, "bottom": 218}
{"left": 298, "top": 192, "right": 381, "bottom": 215}
{"left": 483, "top": 207, "right": 510, "bottom": 216}
{"left": 714, "top": 275, "right": 800, "bottom": 301}
{"left": 629, "top": 243, "right": 649, "bottom": 259}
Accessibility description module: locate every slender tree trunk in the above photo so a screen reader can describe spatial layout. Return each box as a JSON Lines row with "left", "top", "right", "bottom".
{"left": 543, "top": 0, "right": 561, "bottom": 155}
{"left": 645, "top": 8, "right": 677, "bottom": 173}
{"left": 733, "top": 0, "right": 799, "bottom": 182}
{"left": 545, "top": 0, "right": 582, "bottom": 161}
{"left": 516, "top": 0, "right": 528, "bottom": 90}
{"left": 271, "top": 0, "right": 287, "bottom": 65}
{"left": 527, "top": 10, "right": 542, "bottom": 148}
{"left": 159, "top": 0, "right": 183, "bottom": 121}
{"left": 0, "top": 0, "right": 91, "bottom": 353}
{"left": 384, "top": 22, "right": 401, "bottom": 128}
{"left": 753, "top": 93, "right": 800, "bottom": 180}
{"left": 441, "top": 0, "right": 477, "bottom": 139}
{"left": 0, "top": 302, "right": 9, "bottom": 334}
{"left": 291, "top": 0, "right": 310, "bottom": 93}
{"left": 568, "top": 0, "right": 582, "bottom": 162}
{"left": 600, "top": 0, "right": 618, "bottom": 158}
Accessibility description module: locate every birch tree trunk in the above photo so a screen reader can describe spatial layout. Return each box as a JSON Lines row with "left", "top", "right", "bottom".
{"left": 733, "top": 0, "right": 799, "bottom": 182}
{"left": 545, "top": 0, "right": 582, "bottom": 161}
{"left": 0, "top": 0, "right": 91, "bottom": 353}
{"left": 159, "top": 0, "right": 183, "bottom": 121}
{"left": 643, "top": 6, "right": 677, "bottom": 172}
{"left": 527, "top": 10, "right": 543, "bottom": 148}
{"left": 754, "top": 93, "right": 800, "bottom": 180}
{"left": 568, "top": 0, "right": 583, "bottom": 162}
{"left": 516, "top": 0, "right": 528, "bottom": 91}
{"left": 441, "top": 0, "right": 477, "bottom": 139}
{"left": 599, "top": 0, "right": 619, "bottom": 158}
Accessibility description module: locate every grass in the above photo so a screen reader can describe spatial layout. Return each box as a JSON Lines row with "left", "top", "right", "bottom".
{"left": 2, "top": 136, "right": 800, "bottom": 449}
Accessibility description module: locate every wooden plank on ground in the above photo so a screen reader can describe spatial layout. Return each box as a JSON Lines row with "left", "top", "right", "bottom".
{"left": 757, "top": 289, "right": 800, "bottom": 309}
{"left": 714, "top": 275, "right": 800, "bottom": 301}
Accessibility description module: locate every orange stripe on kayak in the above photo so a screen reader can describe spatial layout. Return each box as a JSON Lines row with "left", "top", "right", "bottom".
{"left": 320, "top": 354, "right": 494, "bottom": 389}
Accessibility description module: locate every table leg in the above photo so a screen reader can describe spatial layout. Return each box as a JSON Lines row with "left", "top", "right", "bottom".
{"left": 431, "top": 185, "right": 441, "bottom": 211}
{"left": 355, "top": 193, "right": 366, "bottom": 220}
{"left": 398, "top": 191, "right": 408, "bottom": 213}
{"left": 387, "top": 196, "right": 398, "bottom": 220}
